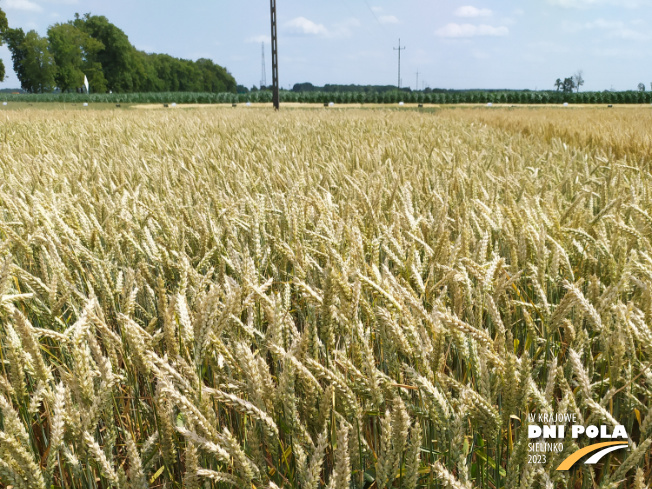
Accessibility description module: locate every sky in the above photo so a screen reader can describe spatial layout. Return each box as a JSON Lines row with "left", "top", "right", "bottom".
{"left": 1, "top": 0, "right": 651, "bottom": 91}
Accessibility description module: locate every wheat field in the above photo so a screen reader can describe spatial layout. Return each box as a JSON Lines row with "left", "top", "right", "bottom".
{"left": 0, "top": 106, "right": 651, "bottom": 489}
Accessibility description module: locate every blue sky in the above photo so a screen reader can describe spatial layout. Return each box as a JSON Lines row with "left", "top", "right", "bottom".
{"left": 1, "top": 0, "right": 650, "bottom": 91}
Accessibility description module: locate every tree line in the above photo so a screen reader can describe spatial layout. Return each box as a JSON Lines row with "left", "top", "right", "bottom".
{"left": 277, "top": 89, "right": 652, "bottom": 105}
{"left": 291, "top": 83, "right": 413, "bottom": 93}
{"left": 0, "top": 10, "right": 236, "bottom": 94}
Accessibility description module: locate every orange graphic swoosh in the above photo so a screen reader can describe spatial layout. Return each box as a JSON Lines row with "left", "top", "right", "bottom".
{"left": 556, "top": 441, "right": 628, "bottom": 471}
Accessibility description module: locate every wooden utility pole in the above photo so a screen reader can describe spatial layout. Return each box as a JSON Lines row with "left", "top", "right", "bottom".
{"left": 270, "top": 0, "right": 279, "bottom": 110}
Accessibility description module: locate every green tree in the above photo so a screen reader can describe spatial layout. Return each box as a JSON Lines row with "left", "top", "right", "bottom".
{"left": 196, "top": 58, "right": 235, "bottom": 92}
{"left": 554, "top": 78, "right": 562, "bottom": 91}
{"left": 73, "top": 13, "right": 143, "bottom": 92}
{"left": 142, "top": 54, "right": 235, "bottom": 93}
{"left": 562, "top": 77, "right": 575, "bottom": 93}
{"left": 22, "top": 30, "right": 57, "bottom": 93}
{"left": 4, "top": 10, "right": 236, "bottom": 94}
{"left": 2, "top": 28, "right": 28, "bottom": 87}
{"left": 4, "top": 29, "right": 56, "bottom": 93}
{"left": 47, "top": 22, "right": 105, "bottom": 92}
{"left": 0, "top": 8, "right": 7, "bottom": 80}
{"left": 134, "top": 51, "right": 163, "bottom": 92}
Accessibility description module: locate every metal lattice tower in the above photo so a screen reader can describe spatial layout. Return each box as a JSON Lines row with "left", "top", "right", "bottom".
{"left": 260, "top": 42, "right": 267, "bottom": 89}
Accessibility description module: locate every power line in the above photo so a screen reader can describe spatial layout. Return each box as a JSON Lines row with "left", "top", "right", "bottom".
{"left": 393, "top": 39, "right": 406, "bottom": 90}
{"left": 362, "top": 0, "right": 385, "bottom": 29}
{"left": 416, "top": 69, "right": 419, "bottom": 91}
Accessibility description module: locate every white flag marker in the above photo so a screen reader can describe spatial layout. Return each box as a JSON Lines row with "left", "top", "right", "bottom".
{"left": 84, "top": 75, "right": 89, "bottom": 94}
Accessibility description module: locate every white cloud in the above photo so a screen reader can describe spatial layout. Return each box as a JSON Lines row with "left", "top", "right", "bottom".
{"left": 562, "top": 18, "right": 650, "bottom": 40}
{"left": 246, "top": 35, "right": 269, "bottom": 44}
{"left": 549, "top": 0, "right": 603, "bottom": 6}
{"left": 435, "top": 23, "right": 509, "bottom": 38}
{"left": 369, "top": 7, "right": 398, "bottom": 25}
{"left": 282, "top": 17, "right": 359, "bottom": 39}
{"left": 3, "top": 0, "right": 43, "bottom": 12}
{"left": 528, "top": 41, "right": 571, "bottom": 54}
{"left": 592, "top": 47, "right": 643, "bottom": 58}
{"left": 589, "top": 19, "right": 624, "bottom": 29}
{"left": 584, "top": 19, "right": 650, "bottom": 39}
{"left": 285, "top": 17, "right": 329, "bottom": 36}
{"left": 472, "top": 50, "right": 490, "bottom": 59}
{"left": 378, "top": 15, "right": 399, "bottom": 24}
{"left": 344, "top": 50, "right": 383, "bottom": 61}
{"left": 607, "top": 28, "right": 650, "bottom": 40}
{"left": 331, "top": 18, "right": 361, "bottom": 37}
{"left": 454, "top": 6, "right": 492, "bottom": 17}
{"left": 549, "top": 0, "right": 650, "bottom": 7}
{"left": 563, "top": 18, "right": 623, "bottom": 31}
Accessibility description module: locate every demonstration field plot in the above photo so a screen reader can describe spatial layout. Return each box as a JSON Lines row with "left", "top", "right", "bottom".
{"left": 445, "top": 106, "right": 652, "bottom": 164}
{"left": 0, "top": 108, "right": 651, "bottom": 488}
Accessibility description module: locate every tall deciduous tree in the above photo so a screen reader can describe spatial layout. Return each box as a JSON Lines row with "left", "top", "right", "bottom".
{"left": 573, "top": 70, "right": 584, "bottom": 93}
{"left": 2, "top": 28, "right": 28, "bottom": 87}
{"left": 554, "top": 78, "right": 562, "bottom": 92}
{"left": 20, "top": 30, "right": 57, "bottom": 93}
{"left": 73, "top": 13, "right": 144, "bottom": 93}
{"left": 562, "top": 77, "right": 576, "bottom": 93}
{"left": 0, "top": 8, "right": 7, "bottom": 81}
{"left": 3, "top": 28, "right": 56, "bottom": 93}
{"left": 3, "top": 10, "right": 236, "bottom": 94}
{"left": 47, "top": 22, "right": 106, "bottom": 92}
{"left": 196, "top": 58, "right": 235, "bottom": 92}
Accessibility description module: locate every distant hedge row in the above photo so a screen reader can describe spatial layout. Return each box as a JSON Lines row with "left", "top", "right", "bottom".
{"left": 0, "top": 92, "right": 243, "bottom": 104}
{"left": 279, "top": 90, "right": 652, "bottom": 105}
{"left": 2, "top": 90, "right": 652, "bottom": 105}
